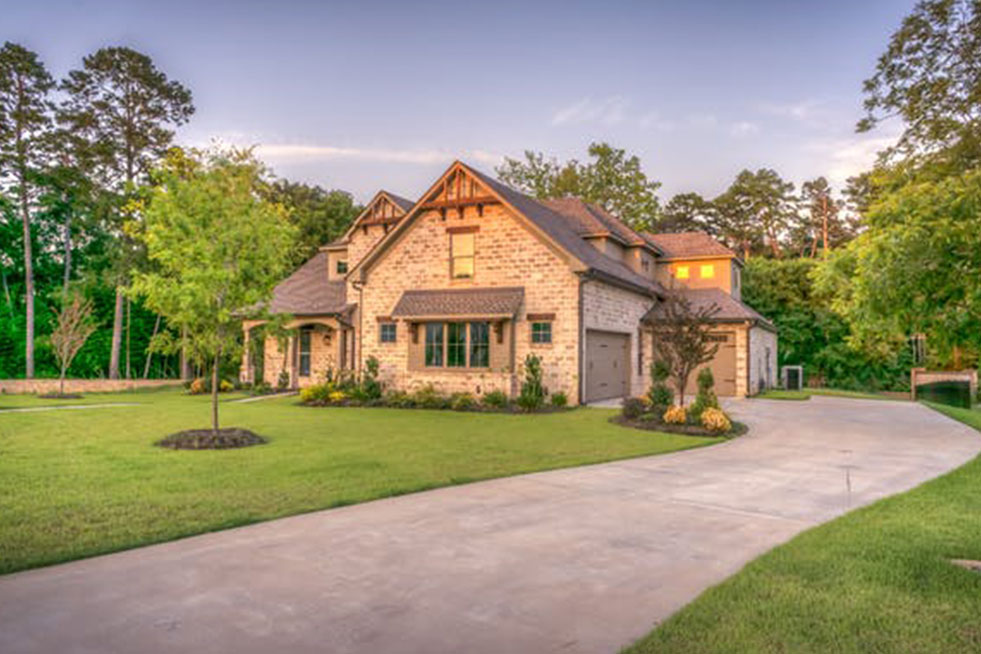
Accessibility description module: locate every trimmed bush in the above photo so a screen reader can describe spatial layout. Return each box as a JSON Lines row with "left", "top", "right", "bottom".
{"left": 663, "top": 405, "right": 687, "bottom": 424}
{"left": 701, "top": 407, "right": 732, "bottom": 433}
{"left": 550, "top": 391, "right": 569, "bottom": 408}
{"left": 450, "top": 392, "right": 477, "bottom": 411}
{"left": 412, "top": 384, "right": 450, "bottom": 409}
{"left": 648, "top": 359, "right": 673, "bottom": 413}
{"left": 689, "top": 367, "right": 720, "bottom": 422}
{"left": 621, "top": 397, "right": 647, "bottom": 420}
{"left": 517, "top": 354, "right": 547, "bottom": 411}
{"left": 482, "top": 390, "right": 510, "bottom": 409}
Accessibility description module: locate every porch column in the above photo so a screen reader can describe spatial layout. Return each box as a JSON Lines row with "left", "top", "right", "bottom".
{"left": 289, "top": 333, "right": 298, "bottom": 389}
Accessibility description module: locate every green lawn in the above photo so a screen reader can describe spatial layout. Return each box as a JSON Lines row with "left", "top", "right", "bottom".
{"left": 755, "top": 389, "right": 812, "bottom": 400}
{"left": 755, "top": 387, "right": 906, "bottom": 401}
{"left": 0, "top": 389, "right": 718, "bottom": 575}
{"left": 625, "top": 402, "right": 981, "bottom": 654}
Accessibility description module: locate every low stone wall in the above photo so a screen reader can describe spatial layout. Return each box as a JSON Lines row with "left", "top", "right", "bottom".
{"left": 0, "top": 378, "right": 183, "bottom": 395}
{"left": 910, "top": 368, "right": 978, "bottom": 401}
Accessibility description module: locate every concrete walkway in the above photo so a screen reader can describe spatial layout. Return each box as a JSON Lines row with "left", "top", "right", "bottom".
{"left": 0, "top": 402, "right": 139, "bottom": 414}
{"left": 1, "top": 398, "right": 978, "bottom": 654}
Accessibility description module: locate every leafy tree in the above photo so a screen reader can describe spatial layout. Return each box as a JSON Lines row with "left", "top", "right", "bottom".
{"left": 263, "top": 179, "right": 361, "bottom": 266}
{"left": 48, "top": 290, "right": 96, "bottom": 395}
{"left": 793, "top": 177, "right": 857, "bottom": 257}
{"left": 130, "top": 147, "right": 296, "bottom": 434}
{"left": 859, "top": 0, "right": 981, "bottom": 165}
{"left": 59, "top": 46, "right": 194, "bottom": 379}
{"left": 814, "top": 168, "right": 981, "bottom": 370}
{"left": 0, "top": 42, "right": 55, "bottom": 377}
{"left": 496, "top": 142, "right": 662, "bottom": 230}
{"left": 649, "top": 289, "right": 720, "bottom": 405}
{"left": 714, "top": 169, "right": 797, "bottom": 258}
{"left": 660, "top": 192, "right": 718, "bottom": 235}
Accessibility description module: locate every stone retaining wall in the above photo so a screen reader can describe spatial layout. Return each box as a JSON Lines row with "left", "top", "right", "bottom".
{"left": 911, "top": 368, "right": 978, "bottom": 401}
{"left": 0, "top": 379, "right": 182, "bottom": 395}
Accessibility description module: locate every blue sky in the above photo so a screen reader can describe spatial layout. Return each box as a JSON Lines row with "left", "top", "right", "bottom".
{"left": 6, "top": 0, "right": 910, "bottom": 202}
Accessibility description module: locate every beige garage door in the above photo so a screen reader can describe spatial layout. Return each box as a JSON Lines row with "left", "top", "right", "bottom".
{"left": 585, "top": 330, "right": 630, "bottom": 402}
{"left": 686, "top": 331, "right": 737, "bottom": 397}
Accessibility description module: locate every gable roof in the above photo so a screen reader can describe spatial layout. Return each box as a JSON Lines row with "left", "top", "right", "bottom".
{"left": 643, "top": 288, "right": 775, "bottom": 331}
{"left": 541, "top": 197, "right": 655, "bottom": 251}
{"left": 342, "top": 190, "right": 415, "bottom": 239}
{"left": 643, "top": 231, "right": 738, "bottom": 261}
{"left": 267, "top": 252, "right": 350, "bottom": 316}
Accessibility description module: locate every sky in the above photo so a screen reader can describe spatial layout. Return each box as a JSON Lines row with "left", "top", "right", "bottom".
{"left": 4, "top": 0, "right": 911, "bottom": 203}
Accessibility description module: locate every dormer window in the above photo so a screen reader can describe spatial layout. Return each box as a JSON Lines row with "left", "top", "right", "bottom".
{"left": 675, "top": 265, "right": 690, "bottom": 280}
{"left": 336, "top": 260, "right": 348, "bottom": 275}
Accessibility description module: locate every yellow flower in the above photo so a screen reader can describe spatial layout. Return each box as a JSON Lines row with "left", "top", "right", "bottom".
{"left": 328, "top": 390, "right": 347, "bottom": 403}
{"left": 701, "top": 407, "right": 732, "bottom": 433}
{"left": 663, "top": 405, "right": 687, "bottom": 424}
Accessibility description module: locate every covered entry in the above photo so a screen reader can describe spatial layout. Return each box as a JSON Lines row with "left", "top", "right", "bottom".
{"left": 585, "top": 330, "right": 630, "bottom": 402}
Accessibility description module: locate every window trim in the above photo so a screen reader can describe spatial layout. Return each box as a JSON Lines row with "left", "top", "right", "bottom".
{"left": 379, "top": 322, "right": 397, "bottom": 344}
{"left": 421, "top": 321, "right": 492, "bottom": 369}
{"left": 336, "top": 260, "right": 348, "bottom": 275}
{"left": 298, "top": 327, "right": 312, "bottom": 377}
{"left": 531, "top": 321, "right": 553, "bottom": 344}
{"left": 450, "top": 231, "right": 475, "bottom": 279}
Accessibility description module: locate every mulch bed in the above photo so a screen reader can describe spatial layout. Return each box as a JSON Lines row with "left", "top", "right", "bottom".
{"left": 38, "top": 392, "right": 84, "bottom": 400}
{"left": 156, "top": 428, "right": 267, "bottom": 450}
{"left": 299, "top": 399, "right": 573, "bottom": 414}
{"left": 611, "top": 415, "right": 748, "bottom": 438}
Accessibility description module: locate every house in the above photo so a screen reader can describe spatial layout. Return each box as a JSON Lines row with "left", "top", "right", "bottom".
{"left": 241, "top": 161, "right": 777, "bottom": 403}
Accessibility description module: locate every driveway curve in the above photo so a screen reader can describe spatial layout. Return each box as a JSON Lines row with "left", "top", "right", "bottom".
{"left": 1, "top": 397, "right": 977, "bottom": 654}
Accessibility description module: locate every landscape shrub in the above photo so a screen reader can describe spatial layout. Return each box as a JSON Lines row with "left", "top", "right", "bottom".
{"left": 663, "top": 405, "right": 687, "bottom": 424}
{"left": 412, "top": 384, "right": 450, "bottom": 409}
{"left": 550, "top": 391, "right": 568, "bottom": 408}
{"left": 688, "top": 367, "right": 720, "bottom": 422}
{"left": 647, "top": 359, "right": 673, "bottom": 413}
{"left": 328, "top": 390, "right": 347, "bottom": 403}
{"left": 621, "top": 397, "right": 647, "bottom": 420}
{"left": 517, "top": 354, "right": 547, "bottom": 411}
{"left": 482, "top": 390, "right": 510, "bottom": 409}
{"left": 188, "top": 377, "right": 234, "bottom": 395}
{"left": 700, "top": 407, "right": 732, "bottom": 433}
{"left": 299, "top": 382, "right": 332, "bottom": 403}
{"left": 449, "top": 392, "right": 477, "bottom": 411}
{"left": 360, "top": 356, "right": 383, "bottom": 400}
{"left": 384, "top": 390, "right": 415, "bottom": 409}
{"left": 219, "top": 379, "right": 234, "bottom": 393}
{"left": 276, "top": 369, "right": 290, "bottom": 390}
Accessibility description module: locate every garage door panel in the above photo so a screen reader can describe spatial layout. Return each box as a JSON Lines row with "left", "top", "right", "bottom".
{"left": 586, "top": 330, "right": 630, "bottom": 402}
{"left": 683, "top": 331, "right": 737, "bottom": 397}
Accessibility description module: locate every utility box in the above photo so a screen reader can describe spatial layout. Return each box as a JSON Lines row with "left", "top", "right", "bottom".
{"left": 781, "top": 365, "right": 803, "bottom": 391}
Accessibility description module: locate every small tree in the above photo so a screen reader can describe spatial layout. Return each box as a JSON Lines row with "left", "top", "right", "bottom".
{"left": 647, "top": 358, "right": 673, "bottom": 413}
{"left": 649, "top": 290, "right": 721, "bottom": 405}
{"left": 517, "top": 353, "right": 547, "bottom": 411}
{"left": 131, "top": 147, "right": 295, "bottom": 435}
{"left": 49, "top": 291, "right": 96, "bottom": 395}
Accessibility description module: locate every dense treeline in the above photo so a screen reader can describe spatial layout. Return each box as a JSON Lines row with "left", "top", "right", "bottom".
{"left": 0, "top": 42, "right": 360, "bottom": 380}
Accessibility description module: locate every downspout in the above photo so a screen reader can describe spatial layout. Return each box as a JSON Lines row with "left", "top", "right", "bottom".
{"left": 744, "top": 320, "right": 752, "bottom": 397}
{"left": 577, "top": 272, "right": 588, "bottom": 405}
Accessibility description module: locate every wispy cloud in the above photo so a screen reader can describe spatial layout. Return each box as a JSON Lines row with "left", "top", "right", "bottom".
{"left": 759, "top": 99, "right": 822, "bottom": 121}
{"left": 638, "top": 111, "right": 676, "bottom": 132}
{"left": 552, "top": 96, "right": 629, "bottom": 126}
{"left": 686, "top": 113, "right": 718, "bottom": 129}
{"left": 804, "top": 130, "right": 899, "bottom": 188}
{"left": 729, "top": 121, "right": 760, "bottom": 137}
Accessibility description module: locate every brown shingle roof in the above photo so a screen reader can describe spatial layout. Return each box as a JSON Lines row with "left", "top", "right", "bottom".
{"left": 465, "top": 166, "right": 665, "bottom": 297}
{"left": 542, "top": 197, "right": 649, "bottom": 247}
{"left": 643, "top": 288, "right": 774, "bottom": 329}
{"left": 391, "top": 287, "right": 524, "bottom": 319}
{"left": 268, "top": 252, "right": 349, "bottom": 315}
{"left": 361, "top": 191, "right": 415, "bottom": 226}
{"left": 643, "top": 231, "right": 737, "bottom": 260}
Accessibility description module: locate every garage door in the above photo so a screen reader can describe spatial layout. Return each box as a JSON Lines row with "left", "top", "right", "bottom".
{"left": 585, "top": 330, "right": 630, "bottom": 402}
{"left": 686, "top": 331, "right": 737, "bottom": 397}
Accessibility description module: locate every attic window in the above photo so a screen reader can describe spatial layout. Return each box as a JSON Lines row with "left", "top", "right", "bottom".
{"left": 336, "top": 260, "right": 348, "bottom": 275}
{"left": 451, "top": 232, "right": 475, "bottom": 278}
{"left": 675, "top": 265, "right": 690, "bottom": 279}
{"left": 700, "top": 264, "right": 714, "bottom": 279}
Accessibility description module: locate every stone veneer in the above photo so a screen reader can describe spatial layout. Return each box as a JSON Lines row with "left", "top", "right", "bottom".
{"left": 748, "top": 325, "right": 778, "bottom": 395}
{"left": 358, "top": 203, "right": 584, "bottom": 402}
{"left": 0, "top": 378, "right": 181, "bottom": 394}
{"left": 581, "top": 280, "right": 655, "bottom": 398}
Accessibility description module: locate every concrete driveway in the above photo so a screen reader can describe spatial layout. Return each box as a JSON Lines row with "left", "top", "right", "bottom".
{"left": 1, "top": 398, "right": 978, "bottom": 654}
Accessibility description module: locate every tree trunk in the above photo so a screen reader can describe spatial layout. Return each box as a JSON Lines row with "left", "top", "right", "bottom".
{"left": 821, "top": 195, "right": 829, "bottom": 256}
{"left": 180, "top": 326, "right": 192, "bottom": 379}
{"left": 62, "top": 208, "right": 72, "bottom": 296}
{"left": 211, "top": 346, "right": 221, "bottom": 435}
{"left": 60, "top": 366, "right": 66, "bottom": 396}
{"left": 1, "top": 264, "right": 12, "bottom": 318}
{"left": 143, "top": 314, "right": 161, "bottom": 378}
{"left": 20, "top": 183, "right": 34, "bottom": 378}
{"left": 108, "top": 290, "right": 124, "bottom": 378}
{"left": 125, "top": 297, "right": 132, "bottom": 379}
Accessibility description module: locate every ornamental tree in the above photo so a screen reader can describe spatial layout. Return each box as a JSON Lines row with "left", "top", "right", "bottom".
{"left": 130, "top": 147, "right": 295, "bottom": 434}
{"left": 650, "top": 289, "right": 721, "bottom": 405}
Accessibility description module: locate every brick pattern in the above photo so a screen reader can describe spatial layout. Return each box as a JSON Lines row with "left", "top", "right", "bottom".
{"left": 582, "top": 280, "right": 655, "bottom": 398}
{"left": 359, "top": 202, "right": 582, "bottom": 402}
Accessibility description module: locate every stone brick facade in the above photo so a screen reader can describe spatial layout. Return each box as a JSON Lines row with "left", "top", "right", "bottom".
{"left": 358, "top": 203, "right": 583, "bottom": 401}
{"left": 582, "top": 280, "right": 655, "bottom": 398}
{"left": 748, "top": 325, "right": 778, "bottom": 395}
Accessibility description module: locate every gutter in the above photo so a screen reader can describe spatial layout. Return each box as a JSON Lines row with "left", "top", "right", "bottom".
{"left": 578, "top": 272, "right": 587, "bottom": 405}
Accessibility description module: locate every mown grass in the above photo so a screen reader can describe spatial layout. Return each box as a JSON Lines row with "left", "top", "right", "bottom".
{"left": 755, "top": 389, "right": 812, "bottom": 400}
{"left": 0, "top": 389, "right": 719, "bottom": 575}
{"left": 624, "top": 402, "right": 981, "bottom": 654}
{"left": 755, "top": 387, "right": 907, "bottom": 402}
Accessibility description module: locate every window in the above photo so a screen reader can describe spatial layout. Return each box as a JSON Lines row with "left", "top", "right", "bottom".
{"left": 380, "top": 322, "right": 397, "bottom": 343}
{"left": 675, "top": 265, "right": 690, "bottom": 279}
{"left": 336, "top": 260, "right": 348, "bottom": 275}
{"left": 298, "top": 327, "right": 312, "bottom": 377}
{"left": 421, "top": 321, "right": 491, "bottom": 368}
{"left": 531, "top": 322, "right": 552, "bottom": 344}
{"left": 425, "top": 323, "right": 444, "bottom": 367}
{"left": 451, "top": 232, "right": 475, "bottom": 278}
{"left": 642, "top": 259, "right": 650, "bottom": 272}
{"left": 700, "top": 264, "right": 714, "bottom": 279}
{"left": 447, "top": 323, "right": 467, "bottom": 367}
{"left": 469, "top": 322, "right": 489, "bottom": 367}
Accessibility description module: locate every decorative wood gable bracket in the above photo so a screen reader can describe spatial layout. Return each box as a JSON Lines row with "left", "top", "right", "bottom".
{"left": 420, "top": 168, "right": 500, "bottom": 218}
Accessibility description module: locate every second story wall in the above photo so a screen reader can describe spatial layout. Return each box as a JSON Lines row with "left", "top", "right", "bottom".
{"left": 655, "top": 257, "right": 739, "bottom": 296}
